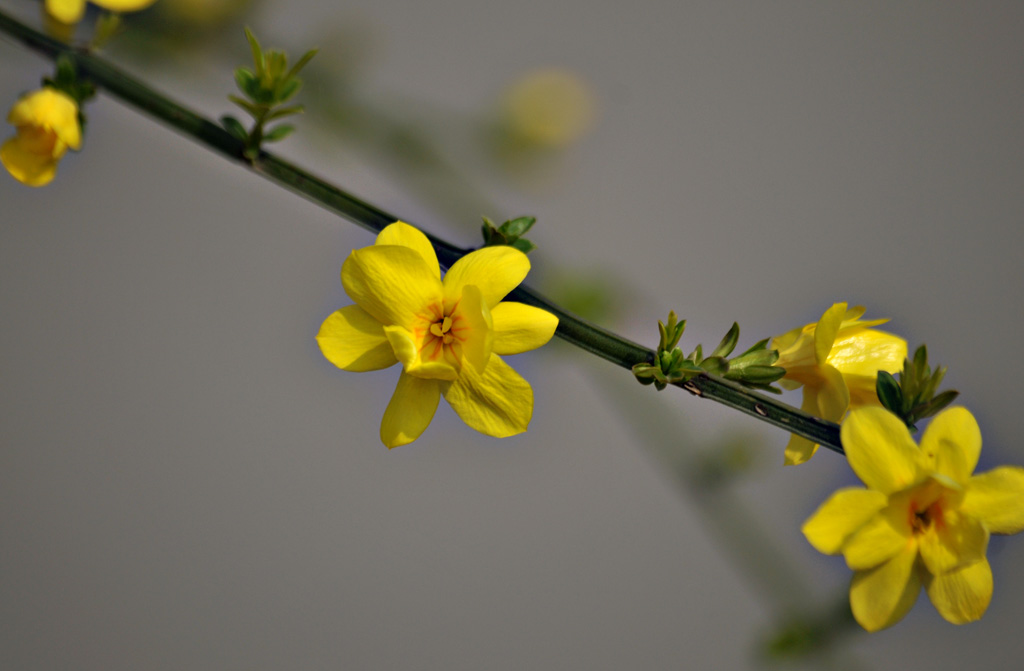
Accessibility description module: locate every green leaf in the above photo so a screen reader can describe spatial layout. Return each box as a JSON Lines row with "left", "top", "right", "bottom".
{"left": 700, "top": 356, "right": 728, "bottom": 376}
{"left": 733, "top": 365, "right": 787, "bottom": 384}
{"left": 235, "top": 68, "right": 259, "bottom": 98}
{"left": 511, "top": 238, "right": 537, "bottom": 253}
{"left": 266, "top": 105, "right": 305, "bottom": 121}
{"left": 220, "top": 115, "right": 248, "bottom": 140}
{"left": 738, "top": 338, "right": 771, "bottom": 357}
{"left": 286, "top": 48, "right": 320, "bottom": 81}
{"left": 228, "top": 95, "right": 264, "bottom": 118}
{"left": 501, "top": 215, "right": 536, "bottom": 239}
{"left": 710, "top": 322, "right": 740, "bottom": 358}
{"left": 916, "top": 389, "right": 959, "bottom": 422}
{"left": 276, "top": 78, "right": 302, "bottom": 103}
{"left": 263, "top": 124, "right": 296, "bottom": 142}
{"left": 913, "top": 344, "right": 928, "bottom": 377}
{"left": 244, "top": 27, "right": 265, "bottom": 75}
{"left": 876, "top": 371, "right": 903, "bottom": 415}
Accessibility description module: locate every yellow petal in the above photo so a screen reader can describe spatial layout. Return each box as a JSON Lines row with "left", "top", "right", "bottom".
{"left": 843, "top": 510, "right": 912, "bottom": 570}
{"left": 828, "top": 329, "right": 906, "bottom": 379}
{"left": 1, "top": 136, "right": 59, "bottom": 187}
{"left": 45, "top": 0, "right": 86, "bottom": 24}
{"left": 316, "top": 305, "right": 397, "bottom": 372}
{"left": 919, "top": 407, "right": 981, "bottom": 486}
{"left": 380, "top": 372, "right": 441, "bottom": 448}
{"left": 375, "top": 221, "right": 440, "bottom": 280}
{"left": 849, "top": 543, "right": 921, "bottom": 632}
{"left": 815, "top": 363, "right": 850, "bottom": 422}
{"left": 383, "top": 325, "right": 458, "bottom": 381}
{"left": 918, "top": 504, "right": 988, "bottom": 576}
{"left": 962, "top": 466, "right": 1024, "bottom": 534}
{"left": 443, "top": 355, "right": 532, "bottom": 438}
{"left": 341, "top": 245, "right": 442, "bottom": 328}
{"left": 443, "top": 246, "right": 530, "bottom": 309}
{"left": 802, "top": 487, "right": 888, "bottom": 555}
{"left": 924, "top": 558, "right": 993, "bottom": 625}
{"left": 491, "top": 302, "right": 559, "bottom": 355}
{"left": 783, "top": 388, "right": 822, "bottom": 466}
{"left": 7, "top": 88, "right": 80, "bottom": 150}
{"left": 843, "top": 407, "right": 924, "bottom": 494}
{"left": 92, "top": 0, "right": 159, "bottom": 12}
{"left": 814, "top": 302, "right": 848, "bottom": 365}
{"left": 451, "top": 284, "right": 493, "bottom": 371}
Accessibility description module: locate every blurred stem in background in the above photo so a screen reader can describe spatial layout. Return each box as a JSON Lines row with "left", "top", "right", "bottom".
{"left": 588, "top": 365, "right": 862, "bottom": 668}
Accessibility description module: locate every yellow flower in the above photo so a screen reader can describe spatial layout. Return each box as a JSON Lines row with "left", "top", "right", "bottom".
{"left": 317, "top": 222, "right": 559, "bottom": 447}
{"left": 1, "top": 87, "right": 81, "bottom": 187}
{"left": 46, "top": 0, "right": 158, "bottom": 25}
{"left": 803, "top": 406, "right": 1024, "bottom": 631}
{"left": 772, "top": 303, "right": 906, "bottom": 465}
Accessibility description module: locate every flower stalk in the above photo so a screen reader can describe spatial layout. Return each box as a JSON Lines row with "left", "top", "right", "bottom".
{"left": 0, "top": 7, "right": 843, "bottom": 453}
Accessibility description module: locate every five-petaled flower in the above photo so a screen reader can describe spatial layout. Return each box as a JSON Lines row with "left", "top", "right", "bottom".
{"left": 803, "top": 406, "right": 1024, "bottom": 631}
{"left": 46, "top": 0, "right": 159, "bottom": 25}
{"left": 772, "top": 303, "right": 906, "bottom": 465}
{"left": 317, "top": 222, "right": 558, "bottom": 447}
{"left": 2, "top": 87, "right": 81, "bottom": 187}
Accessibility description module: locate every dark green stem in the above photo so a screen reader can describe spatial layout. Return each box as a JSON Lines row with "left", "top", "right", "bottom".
{"left": 0, "top": 8, "right": 843, "bottom": 455}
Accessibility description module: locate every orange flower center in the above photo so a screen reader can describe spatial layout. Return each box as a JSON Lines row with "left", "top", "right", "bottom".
{"left": 909, "top": 497, "right": 945, "bottom": 535}
{"left": 416, "top": 301, "right": 467, "bottom": 367}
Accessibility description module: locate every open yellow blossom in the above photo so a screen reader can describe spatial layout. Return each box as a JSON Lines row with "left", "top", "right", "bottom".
{"left": 2, "top": 87, "right": 81, "bottom": 187}
{"left": 317, "top": 222, "right": 559, "bottom": 447}
{"left": 46, "top": 0, "right": 158, "bottom": 25}
{"left": 772, "top": 303, "right": 906, "bottom": 465}
{"left": 803, "top": 406, "right": 1024, "bottom": 631}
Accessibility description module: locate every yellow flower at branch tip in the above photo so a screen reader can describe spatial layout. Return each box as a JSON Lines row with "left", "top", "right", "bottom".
{"left": 1, "top": 88, "right": 81, "bottom": 187}
{"left": 803, "top": 406, "right": 1024, "bottom": 631}
{"left": 771, "top": 302, "right": 906, "bottom": 465}
{"left": 46, "top": 0, "right": 159, "bottom": 25}
{"left": 316, "top": 222, "right": 559, "bottom": 448}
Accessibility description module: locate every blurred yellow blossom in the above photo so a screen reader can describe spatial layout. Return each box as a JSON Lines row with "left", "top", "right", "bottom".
{"left": 317, "top": 222, "right": 558, "bottom": 447}
{"left": 2, "top": 87, "right": 81, "bottom": 187}
{"left": 803, "top": 406, "right": 1024, "bottom": 631}
{"left": 46, "top": 0, "right": 158, "bottom": 25}
{"left": 159, "top": 0, "right": 251, "bottom": 26}
{"left": 499, "top": 68, "right": 596, "bottom": 149}
{"left": 772, "top": 303, "right": 906, "bottom": 465}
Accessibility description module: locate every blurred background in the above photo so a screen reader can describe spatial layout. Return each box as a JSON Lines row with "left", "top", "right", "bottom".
{"left": 2, "top": 1, "right": 1022, "bottom": 668}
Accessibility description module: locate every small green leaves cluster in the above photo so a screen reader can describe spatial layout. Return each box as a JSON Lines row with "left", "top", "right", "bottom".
{"left": 876, "top": 344, "right": 959, "bottom": 431}
{"left": 481, "top": 215, "right": 537, "bottom": 253}
{"left": 222, "top": 28, "right": 317, "bottom": 159}
{"left": 632, "top": 312, "right": 786, "bottom": 391}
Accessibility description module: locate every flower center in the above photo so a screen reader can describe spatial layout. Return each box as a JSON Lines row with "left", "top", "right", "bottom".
{"left": 418, "top": 302, "right": 466, "bottom": 368}
{"left": 909, "top": 499, "right": 945, "bottom": 535}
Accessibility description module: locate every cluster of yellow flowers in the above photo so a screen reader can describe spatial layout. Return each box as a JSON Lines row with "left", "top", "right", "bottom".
{"left": 773, "top": 303, "right": 1024, "bottom": 631}
{"left": 4, "top": 3, "right": 1021, "bottom": 634}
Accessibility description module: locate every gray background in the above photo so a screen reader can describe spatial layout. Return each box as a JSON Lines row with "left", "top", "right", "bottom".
{"left": 2, "top": 1, "right": 1023, "bottom": 669}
